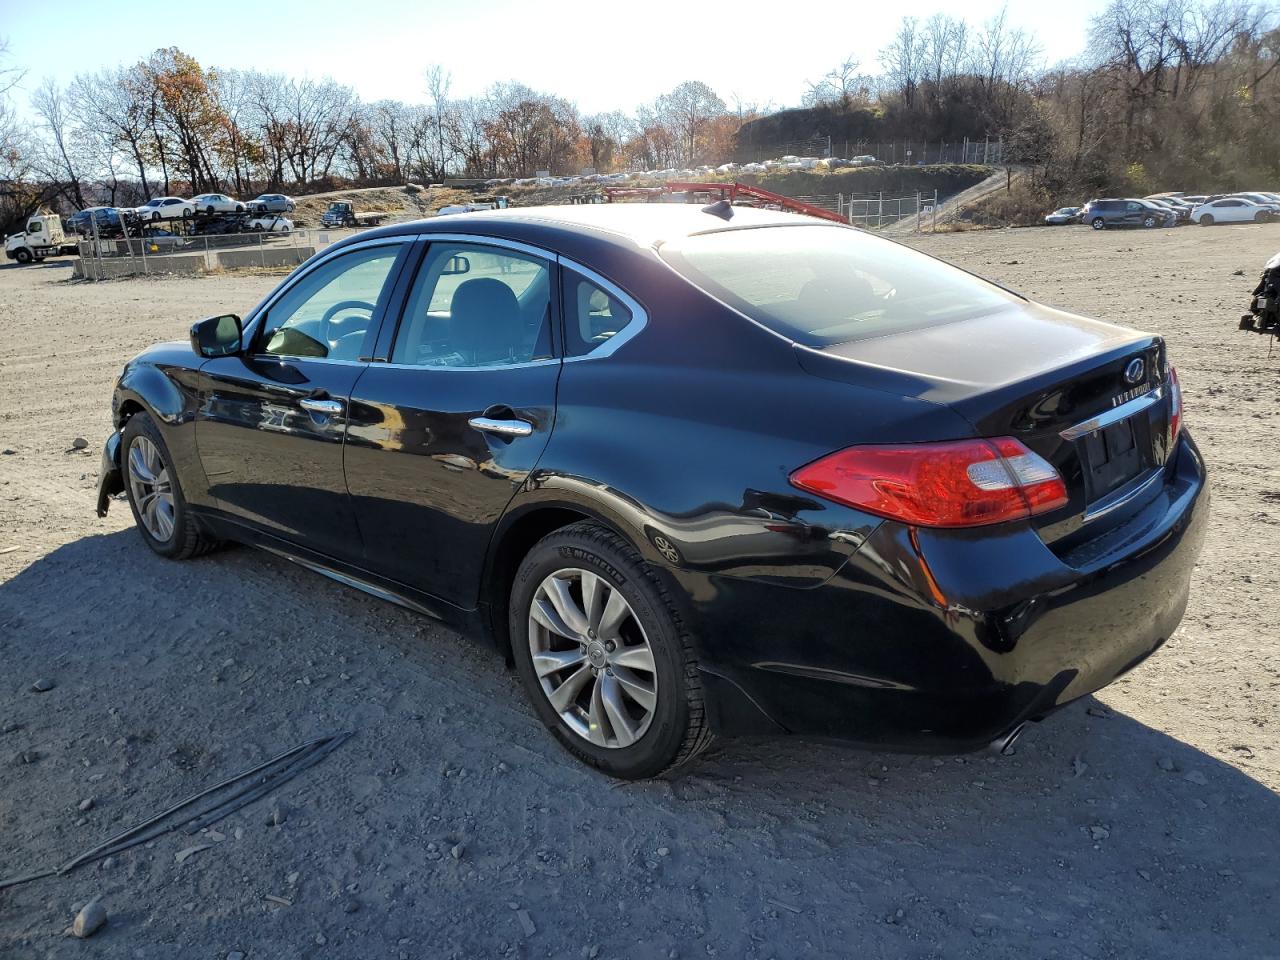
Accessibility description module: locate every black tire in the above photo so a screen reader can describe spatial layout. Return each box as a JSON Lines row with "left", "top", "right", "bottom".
{"left": 509, "top": 521, "right": 713, "bottom": 779}
{"left": 1200, "top": 214, "right": 1214, "bottom": 226}
{"left": 206, "top": 206, "right": 216, "bottom": 215}
{"left": 1255, "top": 211, "right": 1266, "bottom": 223}
{"left": 121, "top": 412, "right": 219, "bottom": 560}
{"left": 182, "top": 209, "right": 192, "bottom": 219}
{"left": 1091, "top": 217, "right": 1106, "bottom": 230}
{"left": 14, "top": 248, "right": 32, "bottom": 264}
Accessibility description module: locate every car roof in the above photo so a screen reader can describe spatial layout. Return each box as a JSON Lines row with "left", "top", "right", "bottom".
{"left": 348, "top": 203, "right": 841, "bottom": 257}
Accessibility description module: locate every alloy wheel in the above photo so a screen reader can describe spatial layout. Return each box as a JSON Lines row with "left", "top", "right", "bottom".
{"left": 527, "top": 568, "right": 658, "bottom": 748}
{"left": 127, "top": 436, "right": 176, "bottom": 542}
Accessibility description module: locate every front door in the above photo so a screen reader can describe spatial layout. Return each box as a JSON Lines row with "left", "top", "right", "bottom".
{"left": 344, "top": 239, "right": 560, "bottom": 607}
{"left": 196, "top": 241, "right": 410, "bottom": 561}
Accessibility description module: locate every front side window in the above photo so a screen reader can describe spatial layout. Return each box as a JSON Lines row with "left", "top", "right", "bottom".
{"left": 661, "top": 225, "right": 1018, "bottom": 348}
{"left": 563, "top": 270, "right": 635, "bottom": 357}
{"left": 256, "top": 245, "right": 401, "bottom": 361}
{"left": 390, "top": 243, "right": 552, "bottom": 367}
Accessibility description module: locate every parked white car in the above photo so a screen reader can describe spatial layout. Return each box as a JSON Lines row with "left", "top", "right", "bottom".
{"left": 191, "top": 193, "right": 246, "bottom": 215}
{"left": 1191, "top": 197, "right": 1279, "bottom": 225}
{"left": 134, "top": 196, "right": 195, "bottom": 221}
{"left": 247, "top": 215, "right": 292, "bottom": 233}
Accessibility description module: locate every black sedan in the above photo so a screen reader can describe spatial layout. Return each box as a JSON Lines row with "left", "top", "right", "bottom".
{"left": 96, "top": 205, "right": 1208, "bottom": 779}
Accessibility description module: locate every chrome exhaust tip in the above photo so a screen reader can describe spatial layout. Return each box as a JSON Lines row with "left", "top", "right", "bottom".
{"left": 989, "top": 723, "right": 1026, "bottom": 756}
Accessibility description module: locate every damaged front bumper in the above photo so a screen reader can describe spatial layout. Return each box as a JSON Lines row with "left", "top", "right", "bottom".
{"left": 96, "top": 431, "right": 123, "bottom": 517}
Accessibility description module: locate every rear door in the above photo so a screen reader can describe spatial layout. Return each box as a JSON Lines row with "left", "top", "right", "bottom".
{"left": 344, "top": 237, "right": 561, "bottom": 607}
{"left": 195, "top": 239, "right": 411, "bottom": 561}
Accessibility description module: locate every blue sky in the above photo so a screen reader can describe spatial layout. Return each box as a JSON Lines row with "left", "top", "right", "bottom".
{"left": 2, "top": 0, "right": 1107, "bottom": 115}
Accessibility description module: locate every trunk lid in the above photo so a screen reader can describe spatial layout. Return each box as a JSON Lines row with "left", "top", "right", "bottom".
{"left": 795, "top": 301, "right": 1177, "bottom": 550}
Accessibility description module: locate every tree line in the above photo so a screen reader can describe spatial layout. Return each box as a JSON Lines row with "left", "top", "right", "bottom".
{"left": 1, "top": 0, "right": 1277, "bottom": 232}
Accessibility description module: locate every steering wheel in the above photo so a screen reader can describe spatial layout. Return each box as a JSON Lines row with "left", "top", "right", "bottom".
{"left": 320, "top": 299, "right": 376, "bottom": 345}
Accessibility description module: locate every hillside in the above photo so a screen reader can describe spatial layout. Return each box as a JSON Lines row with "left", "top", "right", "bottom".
{"left": 286, "top": 164, "right": 996, "bottom": 228}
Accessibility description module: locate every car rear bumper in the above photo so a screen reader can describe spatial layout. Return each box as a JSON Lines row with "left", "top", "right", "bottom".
{"left": 96, "top": 431, "right": 123, "bottom": 517}
{"left": 689, "top": 434, "right": 1209, "bottom": 752}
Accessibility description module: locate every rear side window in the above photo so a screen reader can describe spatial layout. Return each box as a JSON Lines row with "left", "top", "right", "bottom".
{"left": 391, "top": 243, "right": 552, "bottom": 367}
{"left": 563, "top": 269, "right": 634, "bottom": 357}
{"left": 659, "top": 225, "right": 1017, "bottom": 348}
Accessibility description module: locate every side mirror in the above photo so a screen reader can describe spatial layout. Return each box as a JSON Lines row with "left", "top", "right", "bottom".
{"left": 191, "top": 314, "right": 242, "bottom": 358}
{"left": 442, "top": 254, "right": 471, "bottom": 276}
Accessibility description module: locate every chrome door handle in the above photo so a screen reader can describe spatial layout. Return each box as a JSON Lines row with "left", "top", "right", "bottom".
{"left": 299, "top": 397, "right": 344, "bottom": 416}
{"left": 468, "top": 416, "right": 533, "bottom": 438}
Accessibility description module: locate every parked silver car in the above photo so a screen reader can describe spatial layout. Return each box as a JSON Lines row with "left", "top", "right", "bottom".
{"left": 248, "top": 193, "right": 296, "bottom": 214}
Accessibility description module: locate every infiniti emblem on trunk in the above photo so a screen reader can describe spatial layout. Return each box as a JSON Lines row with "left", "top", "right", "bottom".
{"left": 1123, "top": 358, "right": 1146, "bottom": 385}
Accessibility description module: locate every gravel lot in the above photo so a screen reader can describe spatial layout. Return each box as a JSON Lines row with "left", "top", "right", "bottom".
{"left": 2, "top": 222, "right": 1279, "bottom": 958}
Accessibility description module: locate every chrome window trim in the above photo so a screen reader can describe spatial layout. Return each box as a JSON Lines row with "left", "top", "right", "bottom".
{"left": 1059, "top": 385, "right": 1165, "bottom": 441}
{"left": 557, "top": 258, "right": 649, "bottom": 361}
{"left": 410, "top": 232, "right": 555, "bottom": 262}
{"left": 240, "top": 235, "right": 412, "bottom": 342}
{"left": 374, "top": 357, "right": 560, "bottom": 373}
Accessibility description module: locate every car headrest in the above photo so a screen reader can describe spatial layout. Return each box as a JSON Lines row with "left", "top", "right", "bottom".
{"left": 450, "top": 278, "right": 521, "bottom": 363}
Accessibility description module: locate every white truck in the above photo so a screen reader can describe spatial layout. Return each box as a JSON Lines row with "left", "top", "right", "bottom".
{"left": 4, "top": 214, "right": 79, "bottom": 264}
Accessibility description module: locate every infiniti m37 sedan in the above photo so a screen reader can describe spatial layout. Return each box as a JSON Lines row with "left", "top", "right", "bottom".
{"left": 96, "top": 205, "right": 1208, "bottom": 779}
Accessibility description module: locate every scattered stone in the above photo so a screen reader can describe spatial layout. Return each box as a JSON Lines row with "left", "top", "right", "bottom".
{"left": 1157, "top": 756, "right": 1177, "bottom": 772}
{"left": 343, "top": 898, "right": 360, "bottom": 914}
{"left": 264, "top": 894, "right": 293, "bottom": 907}
{"left": 267, "top": 805, "right": 287, "bottom": 827}
{"left": 315, "top": 933, "right": 327, "bottom": 945}
{"left": 516, "top": 908, "right": 537, "bottom": 937}
{"left": 101, "top": 857, "right": 115, "bottom": 870}
{"left": 1072, "top": 757, "right": 1088, "bottom": 778}
{"left": 1184, "top": 770, "right": 1209, "bottom": 785}
{"left": 227, "top": 952, "right": 245, "bottom": 960}
{"left": 451, "top": 843, "right": 465, "bottom": 860}
{"left": 287, "top": 871, "right": 300, "bottom": 885}
{"left": 1089, "top": 824, "right": 1110, "bottom": 841}
{"left": 1, "top": 449, "right": 15, "bottom": 455}
{"left": 1086, "top": 705, "right": 1111, "bottom": 718}
{"left": 30, "top": 678, "right": 55, "bottom": 693}
{"left": 17, "top": 750, "right": 39, "bottom": 764}
{"left": 1, "top": 721, "right": 21, "bottom": 735}
{"left": 71, "top": 437, "right": 89, "bottom": 450}
{"left": 1232, "top": 269, "right": 1245, "bottom": 276}
{"left": 78, "top": 798, "right": 94, "bottom": 812}
{"left": 175, "top": 844, "right": 211, "bottom": 864}
{"left": 1138, "top": 869, "right": 1151, "bottom": 881}
{"left": 72, "top": 900, "right": 107, "bottom": 938}
{"left": 233, "top": 827, "right": 244, "bottom": 841}
{"left": 657, "top": 846, "right": 670, "bottom": 857}
{"left": 206, "top": 830, "right": 225, "bottom": 842}
{"left": 1219, "top": 868, "right": 1235, "bottom": 877}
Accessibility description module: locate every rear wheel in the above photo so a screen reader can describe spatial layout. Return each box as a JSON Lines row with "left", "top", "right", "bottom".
{"left": 122, "top": 413, "right": 218, "bottom": 560}
{"left": 510, "top": 522, "right": 713, "bottom": 779}
{"left": 1200, "top": 214, "right": 1215, "bottom": 226}
{"left": 1091, "top": 217, "right": 1106, "bottom": 230}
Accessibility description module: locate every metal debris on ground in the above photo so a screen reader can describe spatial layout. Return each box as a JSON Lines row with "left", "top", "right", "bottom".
{"left": 0, "top": 731, "right": 352, "bottom": 891}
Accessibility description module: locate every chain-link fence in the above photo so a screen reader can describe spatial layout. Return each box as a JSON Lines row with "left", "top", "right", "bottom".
{"left": 72, "top": 228, "right": 351, "bottom": 280}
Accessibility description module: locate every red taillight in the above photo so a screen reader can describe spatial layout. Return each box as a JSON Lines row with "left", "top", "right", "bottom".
{"left": 1168, "top": 366, "right": 1182, "bottom": 441}
{"left": 790, "top": 437, "right": 1068, "bottom": 528}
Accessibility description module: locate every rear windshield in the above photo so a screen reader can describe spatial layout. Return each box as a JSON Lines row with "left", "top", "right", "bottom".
{"left": 659, "top": 225, "right": 1018, "bottom": 348}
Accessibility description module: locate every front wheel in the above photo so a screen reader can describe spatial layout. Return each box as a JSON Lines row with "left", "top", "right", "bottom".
{"left": 1091, "top": 217, "right": 1106, "bottom": 230}
{"left": 1200, "top": 214, "right": 1215, "bottom": 226}
{"left": 510, "top": 522, "right": 713, "bottom": 779}
{"left": 1142, "top": 215, "right": 1157, "bottom": 228}
{"left": 122, "top": 413, "right": 218, "bottom": 560}
{"left": 14, "top": 248, "right": 32, "bottom": 264}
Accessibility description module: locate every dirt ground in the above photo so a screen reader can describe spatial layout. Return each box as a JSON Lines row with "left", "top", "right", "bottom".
{"left": 2, "top": 221, "right": 1279, "bottom": 959}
